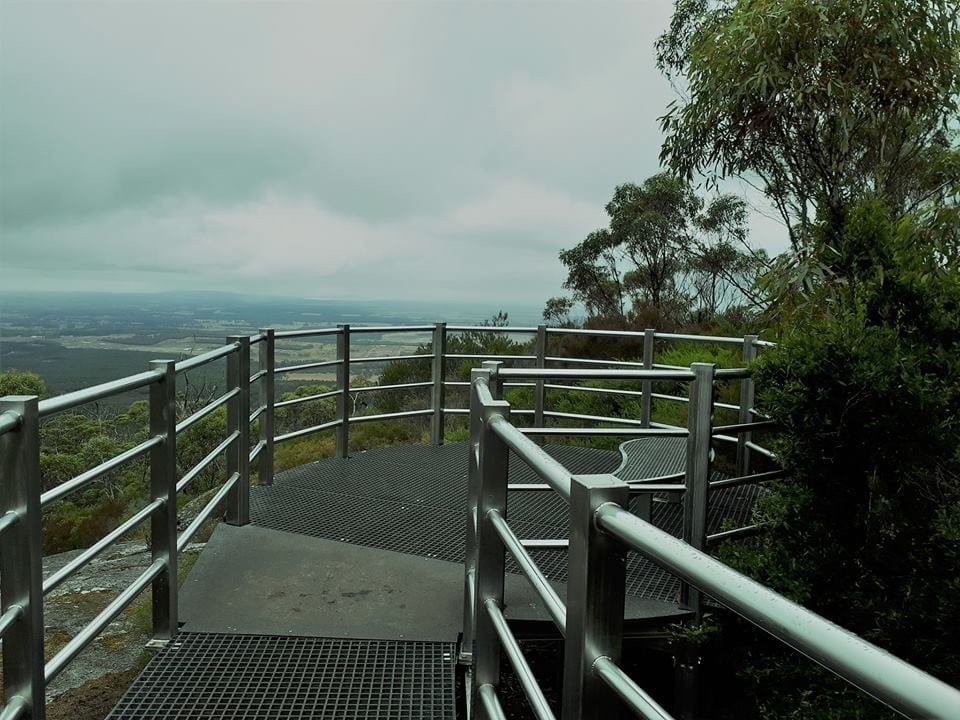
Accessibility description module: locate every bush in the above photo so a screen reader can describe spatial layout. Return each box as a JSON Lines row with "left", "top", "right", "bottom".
{"left": 719, "top": 201, "right": 960, "bottom": 715}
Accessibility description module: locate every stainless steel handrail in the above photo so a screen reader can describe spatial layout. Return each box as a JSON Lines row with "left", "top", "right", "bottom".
{"left": 177, "top": 472, "right": 240, "bottom": 552}
{"left": 40, "top": 435, "right": 163, "bottom": 508}
{"left": 274, "top": 388, "right": 340, "bottom": 408}
{"left": 501, "top": 368, "right": 696, "bottom": 381}
{"left": 274, "top": 419, "right": 342, "bottom": 443}
{"left": 175, "top": 388, "right": 239, "bottom": 434}
{"left": 488, "top": 509, "right": 566, "bottom": 635}
{"left": 349, "top": 353, "right": 431, "bottom": 364}
{"left": 348, "top": 324, "right": 436, "bottom": 333}
{"left": 38, "top": 369, "right": 164, "bottom": 418}
{"left": 176, "top": 431, "right": 239, "bottom": 493}
{"left": 447, "top": 325, "right": 539, "bottom": 333}
{"left": 273, "top": 327, "right": 341, "bottom": 339}
{"left": 465, "top": 364, "right": 960, "bottom": 720}
{"left": 596, "top": 505, "right": 960, "bottom": 718}
{"left": 275, "top": 359, "right": 342, "bottom": 374}
{"left": 174, "top": 343, "right": 239, "bottom": 373}
{"left": 593, "top": 656, "right": 675, "bottom": 720}
{"left": 0, "top": 604, "right": 24, "bottom": 639}
{"left": 485, "top": 598, "right": 558, "bottom": 720}
{"left": 3, "top": 323, "right": 786, "bottom": 720}
{"left": 0, "top": 509, "right": 20, "bottom": 538}
{"left": 349, "top": 409, "right": 434, "bottom": 424}
{"left": 0, "top": 410, "right": 21, "bottom": 436}
{"left": 42, "top": 499, "right": 164, "bottom": 595}
{"left": 350, "top": 381, "right": 434, "bottom": 393}
{"left": 489, "top": 413, "right": 573, "bottom": 500}
{"left": 44, "top": 557, "right": 166, "bottom": 684}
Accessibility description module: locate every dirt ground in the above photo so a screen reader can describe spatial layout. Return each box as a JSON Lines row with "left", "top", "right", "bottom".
{"left": 46, "top": 667, "right": 144, "bottom": 720}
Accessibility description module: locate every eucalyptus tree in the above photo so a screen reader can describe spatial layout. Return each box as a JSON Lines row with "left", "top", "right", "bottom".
{"left": 657, "top": 0, "right": 960, "bottom": 257}
{"left": 553, "top": 173, "right": 757, "bottom": 325}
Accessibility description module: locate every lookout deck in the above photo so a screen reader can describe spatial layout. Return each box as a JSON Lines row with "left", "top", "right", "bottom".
{"left": 107, "top": 439, "right": 762, "bottom": 719}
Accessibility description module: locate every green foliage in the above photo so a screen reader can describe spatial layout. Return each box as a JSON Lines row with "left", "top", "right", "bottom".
{"left": 659, "top": 0, "right": 960, "bottom": 253}
{"left": 667, "top": 617, "right": 721, "bottom": 646}
{"left": 542, "top": 296, "right": 574, "bottom": 326}
{"left": 721, "top": 201, "right": 960, "bottom": 714}
{"left": 275, "top": 435, "right": 335, "bottom": 472}
{"left": 0, "top": 368, "right": 46, "bottom": 396}
{"left": 555, "top": 174, "right": 759, "bottom": 325}
{"left": 275, "top": 383, "right": 336, "bottom": 436}
{"left": 43, "top": 498, "right": 127, "bottom": 554}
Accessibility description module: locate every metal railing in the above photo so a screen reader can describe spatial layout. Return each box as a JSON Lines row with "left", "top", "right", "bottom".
{"left": 0, "top": 323, "right": 774, "bottom": 719}
{"left": 461, "top": 365, "right": 960, "bottom": 720}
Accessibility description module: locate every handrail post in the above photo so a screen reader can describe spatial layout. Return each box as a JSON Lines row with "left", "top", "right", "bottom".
{"left": 471, "top": 394, "right": 511, "bottom": 718}
{"left": 0, "top": 396, "right": 45, "bottom": 719}
{"left": 481, "top": 360, "right": 503, "bottom": 400}
{"left": 533, "top": 324, "right": 547, "bottom": 443}
{"left": 226, "top": 336, "right": 251, "bottom": 526}
{"left": 562, "top": 474, "right": 630, "bottom": 720}
{"left": 736, "top": 335, "right": 758, "bottom": 478}
{"left": 640, "top": 328, "right": 655, "bottom": 428}
{"left": 681, "top": 362, "right": 715, "bottom": 618}
{"left": 148, "top": 361, "right": 178, "bottom": 643}
{"left": 258, "top": 328, "right": 276, "bottom": 486}
{"left": 460, "top": 367, "right": 490, "bottom": 665}
{"left": 431, "top": 322, "right": 447, "bottom": 445}
{"left": 336, "top": 324, "right": 350, "bottom": 458}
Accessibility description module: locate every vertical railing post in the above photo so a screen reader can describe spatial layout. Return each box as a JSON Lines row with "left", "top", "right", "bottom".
{"left": 562, "top": 474, "right": 630, "bottom": 720}
{"left": 148, "top": 361, "right": 178, "bottom": 643}
{"left": 680, "top": 362, "right": 715, "bottom": 618}
{"left": 0, "top": 396, "right": 45, "bottom": 719}
{"left": 226, "top": 335, "right": 251, "bottom": 526}
{"left": 431, "top": 322, "right": 447, "bottom": 446}
{"left": 460, "top": 367, "right": 490, "bottom": 665}
{"left": 471, "top": 391, "right": 511, "bottom": 718}
{"left": 482, "top": 360, "right": 503, "bottom": 400}
{"left": 336, "top": 324, "right": 350, "bottom": 459}
{"left": 640, "top": 328, "right": 655, "bottom": 428}
{"left": 258, "top": 328, "right": 276, "bottom": 486}
{"left": 736, "top": 335, "right": 758, "bottom": 478}
{"left": 533, "top": 324, "right": 547, "bottom": 443}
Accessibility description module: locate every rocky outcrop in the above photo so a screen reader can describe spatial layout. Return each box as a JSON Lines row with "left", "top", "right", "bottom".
{"left": 43, "top": 540, "right": 206, "bottom": 698}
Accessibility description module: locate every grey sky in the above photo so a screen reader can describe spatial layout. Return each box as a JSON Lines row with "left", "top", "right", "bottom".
{"left": 0, "top": 1, "right": 787, "bottom": 306}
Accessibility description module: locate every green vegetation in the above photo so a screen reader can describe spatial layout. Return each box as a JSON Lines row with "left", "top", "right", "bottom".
{"left": 546, "top": 173, "right": 763, "bottom": 328}
{"left": 633, "top": 0, "right": 960, "bottom": 714}
{"left": 534, "top": 1, "right": 960, "bottom": 714}
{"left": 0, "top": 368, "right": 46, "bottom": 396}
{"left": 657, "top": 0, "right": 959, "bottom": 256}
{"left": 716, "top": 201, "right": 960, "bottom": 716}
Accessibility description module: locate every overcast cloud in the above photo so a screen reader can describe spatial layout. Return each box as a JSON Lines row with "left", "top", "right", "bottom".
{"left": 0, "top": 1, "right": 788, "bottom": 306}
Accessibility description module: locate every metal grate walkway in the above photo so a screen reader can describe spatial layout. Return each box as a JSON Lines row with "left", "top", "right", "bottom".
{"left": 249, "top": 441, "right": 762, "bottom": 602}
{"left": 108, "top": 633, "right": 457, "bottom": 719}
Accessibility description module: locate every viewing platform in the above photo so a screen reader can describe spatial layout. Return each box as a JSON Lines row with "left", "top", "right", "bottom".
{"left": 2, "top": 324, "right": 957, "bottom": 720}
{"left": 108, "top": 438, "right": 756, "bottom": 718}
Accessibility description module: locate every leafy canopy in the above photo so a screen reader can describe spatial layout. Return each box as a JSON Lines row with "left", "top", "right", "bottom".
{"left": 720, "top": 201, "right": 960, "bottom": 715}
{"left": 551, "top": 173, "right": 761, "bottom": 325}
{"left": 658, "top": 0, "right": 960, "bottom": 253}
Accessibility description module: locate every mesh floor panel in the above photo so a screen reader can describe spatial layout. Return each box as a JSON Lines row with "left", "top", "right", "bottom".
{"left": 251, "top": 442, "right": 765, "bottom": 602}
{"left": 108, "top": 633, "right": 456, "bottom": 719}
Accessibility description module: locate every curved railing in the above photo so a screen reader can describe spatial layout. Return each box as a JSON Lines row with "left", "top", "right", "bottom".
{"left": 0, "top": 323, "right": 775, "bottom": 720}
{"left": 462, "top": 369, "right": 960, "bottom": 720}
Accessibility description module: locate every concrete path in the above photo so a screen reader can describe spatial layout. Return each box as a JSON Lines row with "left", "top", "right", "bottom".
{"left": 180, "top": 523, "right": 688, "bottom": 640}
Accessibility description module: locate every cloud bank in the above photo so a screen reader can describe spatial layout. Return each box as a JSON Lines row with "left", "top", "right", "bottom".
{"left": 0, "top": 1, "right": 788, "bottom": 306}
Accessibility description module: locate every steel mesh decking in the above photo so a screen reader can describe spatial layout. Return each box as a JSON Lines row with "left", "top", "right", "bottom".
{"left": 251, "top": 441, "right": 764, "bottom": 602}
{"left": 108, "top": 633, "right": 456, "bottom": 719}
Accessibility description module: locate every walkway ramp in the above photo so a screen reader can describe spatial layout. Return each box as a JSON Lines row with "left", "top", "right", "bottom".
{"left": 108, "top": 633, "right": 457, "bottom": 719}
{"left": 108, "top": 439, "right": 762, "bottom": 718}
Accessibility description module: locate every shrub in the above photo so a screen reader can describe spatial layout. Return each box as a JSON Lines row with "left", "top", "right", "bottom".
{"left": 719, "top": 201, "right": 960, "bottom": 715}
